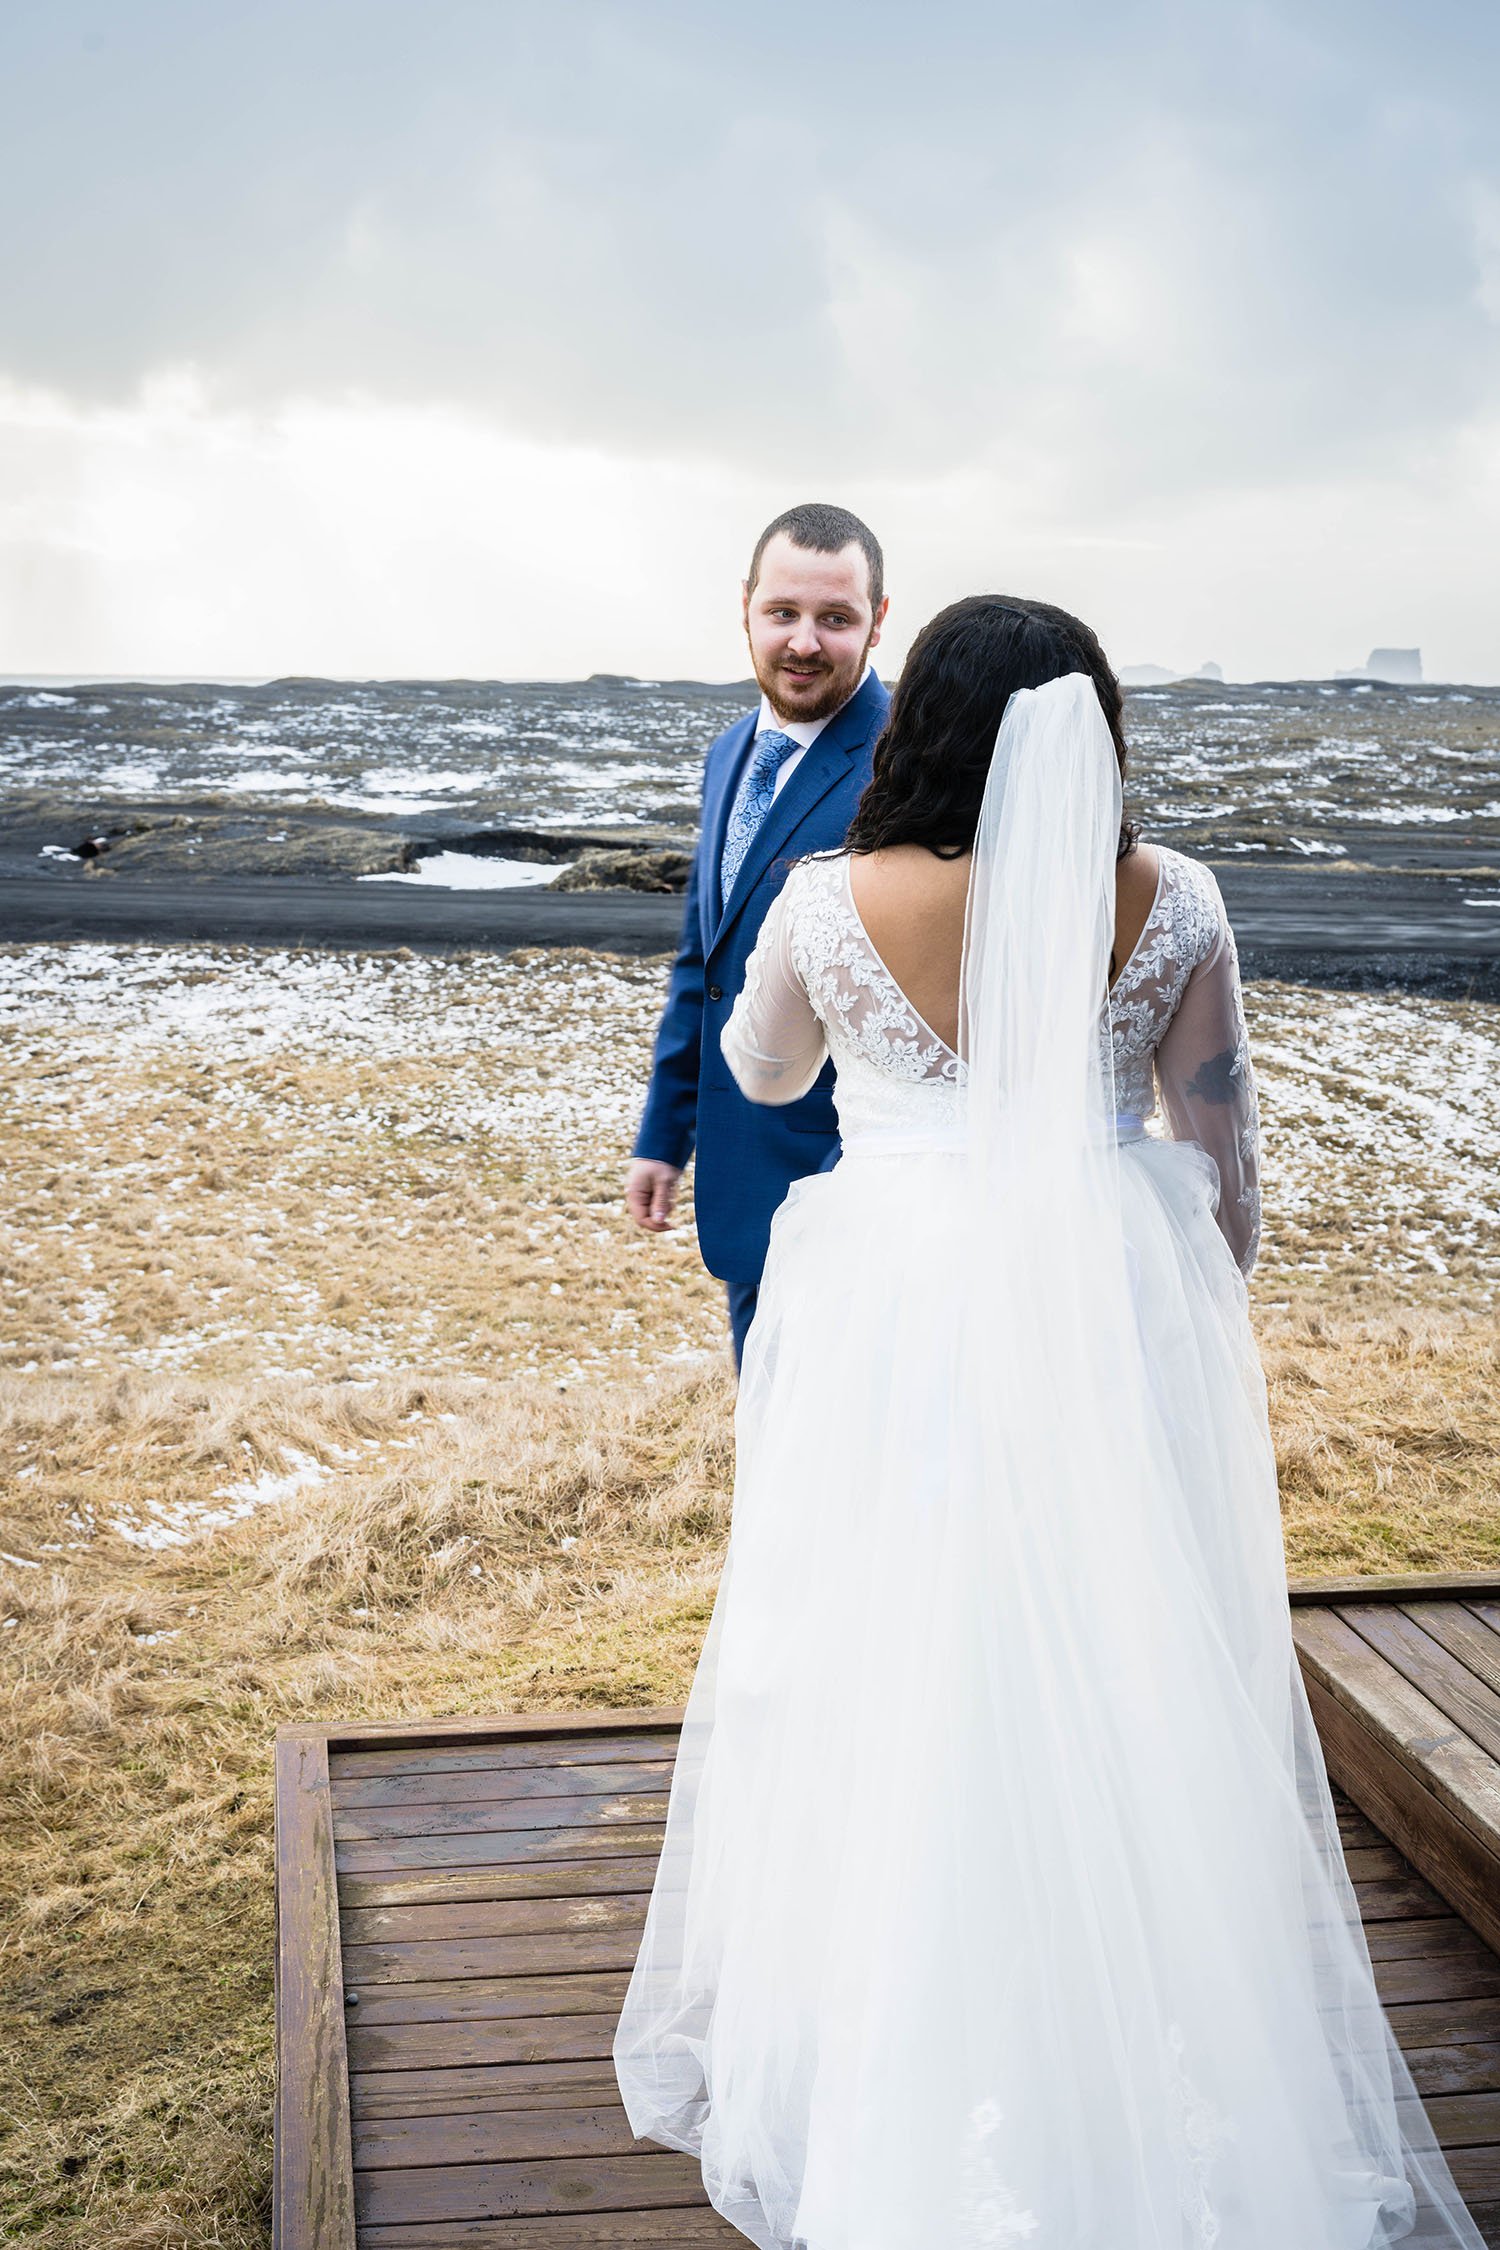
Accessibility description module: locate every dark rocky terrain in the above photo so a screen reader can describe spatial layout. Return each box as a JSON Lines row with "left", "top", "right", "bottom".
{"left": 3, "top": 673, "right": 1498, "bottom": 991}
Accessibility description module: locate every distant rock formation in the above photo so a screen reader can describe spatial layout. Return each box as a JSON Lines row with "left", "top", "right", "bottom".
{"left": 1119, "top": 661, "right": 1225, "bottom": 687}
{"left": 552, "top": 847, "right": 693, "bottom": 894}
{"left": 1336, "top": 647, "right": 1423, "bottom": 684}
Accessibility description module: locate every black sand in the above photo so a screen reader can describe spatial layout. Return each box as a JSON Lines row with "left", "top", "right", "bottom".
{"left": 2, "top": 862, "right": 1498, "bottom": 998}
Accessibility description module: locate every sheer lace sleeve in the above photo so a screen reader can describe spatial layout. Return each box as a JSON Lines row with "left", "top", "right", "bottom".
{"left": 1153, "top": 893, "right": 1262, "bottom": 1277}
{"left": 720, "top": 876, "right": 828, "bottom": 1106}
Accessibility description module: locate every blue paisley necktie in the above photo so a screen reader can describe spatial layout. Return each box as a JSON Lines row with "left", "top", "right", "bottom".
{"left": 720, "top": 729, "right": 801, "bottom": 908}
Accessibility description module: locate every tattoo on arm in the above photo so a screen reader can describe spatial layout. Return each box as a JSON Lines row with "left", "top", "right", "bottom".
{"left": 1185, "top": 1046, "right": 1243, "bottom": 1105}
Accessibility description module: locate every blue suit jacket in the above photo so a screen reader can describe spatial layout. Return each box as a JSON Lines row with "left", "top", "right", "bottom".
{"left": 634, "top": 669, "right": 890, "bottom": 1281}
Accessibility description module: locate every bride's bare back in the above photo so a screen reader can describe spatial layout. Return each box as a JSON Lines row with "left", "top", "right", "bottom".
{"left": 847, "top": 839, "right": 1164, "bottom": 1051}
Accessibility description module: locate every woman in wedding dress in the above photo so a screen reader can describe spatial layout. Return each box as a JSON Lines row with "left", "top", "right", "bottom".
{"left": 613, "top": 596, "right": 1483, "bottom": 2250}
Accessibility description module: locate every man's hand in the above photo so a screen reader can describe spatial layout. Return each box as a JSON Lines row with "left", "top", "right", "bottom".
{"left": 625, "top": 1158, "right": 683, "bottom": 1233}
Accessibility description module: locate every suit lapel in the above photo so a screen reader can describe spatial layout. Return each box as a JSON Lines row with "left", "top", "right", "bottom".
{"left": 712, "top": 672, "right": 885, "bottom": 947}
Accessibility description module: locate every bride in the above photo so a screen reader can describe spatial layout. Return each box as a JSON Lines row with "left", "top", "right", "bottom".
{"left": 612, "top": 596, "right": 1483, "bottom": 2250}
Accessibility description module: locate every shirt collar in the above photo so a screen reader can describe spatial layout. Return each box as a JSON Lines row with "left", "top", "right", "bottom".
{"left": 755, "top": 662, "right": 872, "bottom": 751}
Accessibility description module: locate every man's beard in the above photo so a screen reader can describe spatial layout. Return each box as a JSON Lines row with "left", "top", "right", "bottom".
{"left": 756, "top": 633, "right": 873, "bottom": 725}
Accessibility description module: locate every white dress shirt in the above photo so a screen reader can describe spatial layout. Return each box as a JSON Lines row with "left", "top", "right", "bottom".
{"left": 757, "top": 665, "right": 873, "bottom": 800}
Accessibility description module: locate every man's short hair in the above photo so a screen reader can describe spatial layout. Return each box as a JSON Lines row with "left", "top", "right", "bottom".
{"left": 747, "top": 503, "right": 884, "bottom": 616}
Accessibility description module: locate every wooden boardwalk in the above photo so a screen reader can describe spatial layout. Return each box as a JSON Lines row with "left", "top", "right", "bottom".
{"left": 276, "top": 1572, "right": 1500, "bottom": 2249}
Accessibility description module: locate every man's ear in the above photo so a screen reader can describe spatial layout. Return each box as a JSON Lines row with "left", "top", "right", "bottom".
{"left": 741, "top": 579, "right": 752, "bottom": 633}
{"left": 869, "top": 595, "right": 890, "bottom": 649}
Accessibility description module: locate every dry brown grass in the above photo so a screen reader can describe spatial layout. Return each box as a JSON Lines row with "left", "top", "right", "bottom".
{"left": 0, "top": 942, "right": 1497, "bottom": 2243}
{"left": 1261, "top": 1287, "right": 1500, "bottom": 1572}
{"left": 0, "top": 1363, "right": 736, "bottom": 2246}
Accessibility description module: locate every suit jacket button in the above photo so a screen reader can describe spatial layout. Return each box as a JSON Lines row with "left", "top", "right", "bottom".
{"left": 707, "top": 983, "right": 723, "bottom": 1002}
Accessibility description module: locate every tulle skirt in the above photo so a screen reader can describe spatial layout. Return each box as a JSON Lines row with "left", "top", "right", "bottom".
{"left": 612, "top": 1134, "right": 1483, "bottom": 2250}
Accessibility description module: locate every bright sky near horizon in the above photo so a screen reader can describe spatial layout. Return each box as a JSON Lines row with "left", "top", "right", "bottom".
{"left": 2, "top": 1, "right": 1498, "bottom": 684}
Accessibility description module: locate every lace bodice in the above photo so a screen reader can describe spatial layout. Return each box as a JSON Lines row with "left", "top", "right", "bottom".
{"left": 721, "top": 847, "right": 1261, "bottom": 1274}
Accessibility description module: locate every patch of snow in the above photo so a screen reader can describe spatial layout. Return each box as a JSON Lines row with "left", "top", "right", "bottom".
{"left": 96, "top": 762, "right": 161, "bottom": 791}
{"left": 359, "top": 851, "right": 565, "bottom": 890}
{"left": 111, "top": 1446, "right": 329, "bottom": 1547}
{"left": 219, "top": 768, "right": 323, "bottom": 795}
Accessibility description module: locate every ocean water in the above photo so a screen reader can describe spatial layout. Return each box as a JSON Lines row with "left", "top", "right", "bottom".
{"left": 3, "top": 674, "right": 1498, "bottom": 856}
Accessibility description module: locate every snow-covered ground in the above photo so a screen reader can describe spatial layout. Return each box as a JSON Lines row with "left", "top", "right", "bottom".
{"left": 1, "top": 941, "right": 1496, "bottom": 1404}
{"left": 0, "top": 941, "right": 662, "bottom": 1157}
{"left": 0, "top": 942, "right": 713, "bottom": 1408}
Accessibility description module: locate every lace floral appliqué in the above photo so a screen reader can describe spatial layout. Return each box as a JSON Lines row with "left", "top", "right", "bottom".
{"left": 1109, "top": 848, "right": 1223, "bottom": 1119}
{"left": 1165, "top": 2022, "right": 1237, "bottom": 2248}
{"left": 958, "top": 2098, "right": 1039, "bottom": 2247}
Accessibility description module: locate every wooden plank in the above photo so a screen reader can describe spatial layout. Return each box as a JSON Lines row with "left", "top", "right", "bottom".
{"left": 333, "top": 1792, "right": 669, "bottom": 1844}
{"left": 1447, "top": 2145, "right": 1500, "bottom": 2199}
{"left": 273, "top": 1735, "right": 357, "bottom": 2250}
{"left": 358, "top": 2212, "right": 740, "bottom": 2247}
{"left": 356, "top": 2080, "right": 623, "bottom": 2122}
{"left": 1405, "top": 2046, "right": 1500, "bottom": 2100}
{"left": 280, "top": 1706, "right": 685, "bottom": 1753}
{"left": 1354, "top": 1874, "right": 1454, "bottom": 1922}
{"left": 332, "top": 1734, "right": 679, "bottom": 1781}
{"left": 1337, "top": 1807, "right": 1386, "bottom": 1850}
{"left": 1288, "top": 1573, "right": 1500, "bottom": 1606}
{"left": 1372, "top": 1953, "right": 1500, "bottom": 2007}
{"left": 1417, "top": 2092, "right": 1500, "bottom": 2149}
{"left": 339, "top": 1855, "right": 664, "bottom": 1913}
{"left": 1294, "top": 1608, "right": 1500, "bottom": 1833}
{"left": 342, "top": 1893, "right": 649, "bottom": 1947}
{"left": 1415, "top": 1603, "right": 1500, "bottom": 1700}
{"left": 354, "top": 2150, "right": 708, "bottom": 2227}
{"left": 1302, "top": 1665, "right": 1500, "bottom": 1955}
{"left": 353, "top": 2103, "right": 652, "bottom": 2171}
{"left": 1364, "top": 1914, "right": 1489, "bottom": 1963}
{"left": 1337, "top": 1603, "right": 1500, "bottom": 1766}
{"left": 336, "top": 1824, "right": 665, "bottom": 1878}
{"left": 1343, "top": 1843, "right": 1414, "bottom": 1882}
{"left": 1403, "top": 2206, "right": 1500, "bottom": 2250}
{"left": 343, "top": 1926, "right": 642, "bottom": 1985}
{"left": 348, "top": 2013, "right": 622, "bottom": 2073}
{"left": 347, "top": 1970, "right": 629, "bottom": 2027}
{"left": 332, "top": 1761, "right": 674, "bottom": 1812}
{"left": 1383, "top": 1998, "right": 1500, "bottom": 2050}
{"left": 350, "top": 2063, "right": 624, "bottom": 2122}
{"left": 1294, "top": 1614, "right": 1500, "bottom": 1954}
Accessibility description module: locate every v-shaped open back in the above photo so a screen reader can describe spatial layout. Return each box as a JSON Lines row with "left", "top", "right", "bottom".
{"left": 840, "top": 857, "right": 962, "bottom": 1068}
{"left": 843, "top": 845, "right": 1170, "bottom": 1068}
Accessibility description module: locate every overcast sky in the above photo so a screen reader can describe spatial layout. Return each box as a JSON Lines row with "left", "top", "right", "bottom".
{"left": 2, "top": 0, "right": 1497, "bottom": 681}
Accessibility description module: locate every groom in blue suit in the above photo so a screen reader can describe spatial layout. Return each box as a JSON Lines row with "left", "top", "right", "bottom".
{"left": 626, "top": 503, "right": 890, "bottom": 1365}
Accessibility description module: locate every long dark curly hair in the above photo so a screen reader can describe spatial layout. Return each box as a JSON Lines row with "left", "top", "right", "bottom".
{"left": 846, "top": 594, "right": 1137, "bottom": 862}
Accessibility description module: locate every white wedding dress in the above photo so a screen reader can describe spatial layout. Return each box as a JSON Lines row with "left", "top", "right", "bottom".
{"left": 613, "top": 676, "right": 1483, "bottom": 2250}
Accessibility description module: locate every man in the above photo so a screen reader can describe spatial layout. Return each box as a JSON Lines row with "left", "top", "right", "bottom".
{"left": 626, "top": 502, "right": 890, "bottom": 1364}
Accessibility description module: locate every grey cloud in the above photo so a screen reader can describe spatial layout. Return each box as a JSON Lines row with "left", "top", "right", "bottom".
{"left": 1, "top": 0, "right": 1497, "bottom": 512}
